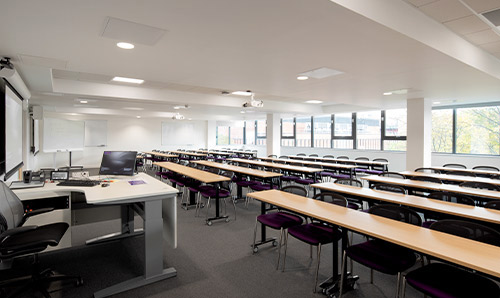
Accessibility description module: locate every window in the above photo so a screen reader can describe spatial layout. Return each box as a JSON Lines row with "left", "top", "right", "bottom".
{"left": 383, "top": 109, "right": 407, "bottom": 151}
{"left": 281, "top": 118, "right": 295, "bottom": 146}
{"left": 256, "top": 120, "right": 266, "bottom": 146}
{"left": 333, "top": 113, "right": 354, "bottom": 149}
{"left": 216, "top": 126, "right": 229, "bottom": 145}
{"left": 432, "top": 109, "right": 453, "bottom": 153}
{"left": 245, "top": 121, "right": 255, "bottom": 145}
{"left": 295, "top": 117, "right": 311, "bottom": 147}
{"left": 313, "top": 115, "right": 331, "bottom": 148}
{"left": 357, "top": 111, "right": 381, "bottom": 150}
{"left": 230, "top": 121, "right": 244, "bottom": 145}
{"left": 456, "top": 106, "right": 500, "bottom": 155}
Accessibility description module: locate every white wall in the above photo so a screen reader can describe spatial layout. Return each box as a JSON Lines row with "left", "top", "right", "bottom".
{"left": 32, "top": 117, "right": 207, "bottom": 170}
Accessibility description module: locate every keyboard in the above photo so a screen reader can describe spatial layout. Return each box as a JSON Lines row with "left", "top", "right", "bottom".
{"left": 57, "top": 180, "right": 100, "bottom": 187}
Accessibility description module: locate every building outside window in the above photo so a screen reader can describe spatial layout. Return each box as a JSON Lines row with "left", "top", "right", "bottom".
{"left": 356, "top": 111, "right": 381, "bottom": 150}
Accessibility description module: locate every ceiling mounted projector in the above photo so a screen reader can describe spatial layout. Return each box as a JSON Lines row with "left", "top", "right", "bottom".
{"left": 242, "top": 94, "right": 264, "bottom": 108}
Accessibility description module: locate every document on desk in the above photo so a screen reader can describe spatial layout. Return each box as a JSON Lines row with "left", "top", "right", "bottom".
{"left": 128, "top": 180, "right": 146, "bottom": 185}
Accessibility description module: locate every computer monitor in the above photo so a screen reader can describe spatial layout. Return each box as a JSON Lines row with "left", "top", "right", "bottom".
{"left": 99, "top": 151, "right": 137, "bottom": 176}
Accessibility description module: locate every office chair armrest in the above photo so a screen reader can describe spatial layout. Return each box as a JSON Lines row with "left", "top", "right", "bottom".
{"left": 0, "top": 226, "right": 38, "bottom": 244}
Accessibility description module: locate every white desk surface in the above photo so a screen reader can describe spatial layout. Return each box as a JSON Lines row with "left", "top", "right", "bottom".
{"left": 248, "top": 189, "right": 500, "bottom": 279}
{"left": 400, "top": 171, "right": 500, "bottom": 186}
{"left": 13, "top": 173, "right": 178, "bottom": 204}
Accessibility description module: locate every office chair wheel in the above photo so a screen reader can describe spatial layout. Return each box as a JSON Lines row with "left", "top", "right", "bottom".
{"left": 206, "top": 220, "right": 212, "bottom": 226}
{"left": 253, "top": 246, "right": 259, "bottom": 253}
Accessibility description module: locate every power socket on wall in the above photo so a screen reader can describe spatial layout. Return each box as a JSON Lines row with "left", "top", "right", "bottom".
{"left": 71, "top": 171, "right": 89, "bottom": 178}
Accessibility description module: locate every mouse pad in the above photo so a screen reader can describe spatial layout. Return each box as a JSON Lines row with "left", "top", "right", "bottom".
{"left": 128, "top": 180, "right": 146, "bottom": 185}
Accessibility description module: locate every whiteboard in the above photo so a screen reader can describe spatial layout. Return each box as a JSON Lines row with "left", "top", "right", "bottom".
{"left": 43, "top": 118, "right": 85, "bottom": 152}
{"left": 85, "top": 120, "right": 107, "bottom": 147}
{"left": 162, "top": 121, "right": 204, "bottom": 146}
{"left": 5, "top": 85, "right": 23, "bottom": 175}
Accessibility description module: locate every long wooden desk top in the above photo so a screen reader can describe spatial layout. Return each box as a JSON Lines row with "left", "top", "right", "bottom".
{"left": 192, "top": 160, "right": 282, "bottom": 178}
{"left": 248, "top": 189, "right": 500, "bottom": 278}
{"left": 431, "top": 166, "right": 500, "bottom": 177}
{"left": 154, "top": 162, "right": 230, "bottom": 184}
{"left": 228, "top": 158, "right": 323, "bottom": 173}
{"left": 259, "top": 157, "right": 356, "bottom": 170}
{"left": 197, "top": 150, "right": 233, "bottom": 156}
{"left": 168, "top": 150, "right": 207, "bottom": 157}
{"left": 287, "top": 155, "right": 389, "bottom": 166}
{"left": 311, "top": 182, "right": 500, "bottom": 225}
{"left": 400, "top": 171, "right": 500, "bottom": 186}
{"left": 142, "top": 151, "right": 178, "bottom": 158}
{"left": 361, "top": 175, "right": 500, "bottom": 200}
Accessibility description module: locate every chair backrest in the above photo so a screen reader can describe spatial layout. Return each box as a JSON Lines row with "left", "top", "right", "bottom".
{"left": 337, "top": 156, "right": 349, "bottom": 160}
{"left": 313, "top": 192, "right": 347, "bottom": 207}
{"left": 410, "top": 176, "right": 442, "bottom": 184}
{"left": 371, "top": 158, "right": 388, "bottom": 171}
{"left": 443, "top": 163, "right": 466, "bottom": 169}
{"left": 309, "top": 154, "right": 318, "bottom": 157}
{"left": 334, "top": 178, "right": 362, "bottom": 188}
{"left": 379, "top": 172, "right": 405, "bottom": 179}
{"left": 323, "top": 155, "right": 334, "bottom": 158}
{"left": 427, "top": 192, "right": 475, "bottom": 206}
{"left": 473, "top": 166, "right": 499, "bottom": 172}
{"left": 355, "top": 157, "right": 369, "bottom": 161}
{"left": 355, "top": 157, "right": 369, "bottom": 169}
{"left": 445, "top": 170, "right": 476, "bottom": 177}
{"left": 485, "top": 200, "right": 500, "bottom": 210}
{"left": 268, "top": 154, "right": 277, "bottom": 158}
{"left": 296, "top": 153, "right": 306, "bottom": 156}
{"left": 219, "top": 171, "right": 234, "bottom": 191}
{"left": 430, "top": 220, "right": 500, "bottom": 247}
{"left": 415, "top": 167, "right": 441, "bottom": 174}
{"left": 368, "top": 204, "right": 422, "bottom": 226}
{"left": 460, "top": 181, "right": 500, "bottom": 191}
{"left": 205, "top": 167, "right": 220, "bottom": 174}
{"left": 370, "top": 183, "right": 406, "bottom": 194}
{"left": 0, "top": 181, "right": 25, "bottom": 233}
{"left": 278, "top": 156, "right": 288, "bottom": 159}
{"left": 281, "top": 185, "right": 307, "bottom": 197}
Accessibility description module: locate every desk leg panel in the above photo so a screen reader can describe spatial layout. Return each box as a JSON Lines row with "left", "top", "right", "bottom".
{"left": 144, "top": 199, "right": 165, "bottom": 277}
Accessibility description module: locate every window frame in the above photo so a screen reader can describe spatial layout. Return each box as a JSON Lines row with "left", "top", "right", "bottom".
{"left": 256, "top": 119, "right": 266, "bottom": 145}
{"left": 381, "top": 110, "right": 407, "bottom": 151}
{"left": 332, "top": 113, "right": 356, "bottom": 149}
{"left": 280, "top": 117, "right": 296, "bottom": 147}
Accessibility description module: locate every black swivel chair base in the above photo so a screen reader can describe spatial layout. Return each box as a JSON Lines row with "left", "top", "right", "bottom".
{"left": 0, "top": 254, "right": 83, "bottom": 298}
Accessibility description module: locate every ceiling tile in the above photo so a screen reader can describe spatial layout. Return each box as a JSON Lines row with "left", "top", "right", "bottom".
{"left": 405, "top": 0, "right": 439, "bottom": 8}
{"left": 464, "top": 28, "right": 500, "bottom": 44}
{"left": 462, "top": 0, "right": 500, "bottom": 14}
{"left": 444, "top": 15, "right": 490, "bottom": 35}
{"left": 100, "top": 17, "right": 167, "bottom": 46}
{"left": 480, "top": 40, "right": 500, "bottom": 53}
{"left": 419, "top": 0, "right": 473, "bottom": 22}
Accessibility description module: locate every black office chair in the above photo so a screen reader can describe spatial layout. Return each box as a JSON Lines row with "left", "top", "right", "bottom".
{"left": 485, "top": 200, "right": 500, "bottom": 210}
{"left": 0, "top": 181, "right": 82, "bottom": 298}
{"left": 444, "top": 170, "right": 476, "bottom": 177}
{"left": 414, "top": 167, "right": 440, "bottom": 174}
{"left": 443, "top": 163, "right": 467, "bottom": 169}
{"left": 459, "top": 181, "right": 500, "bottom": 191}
{"left": 379, "top": 172, "right": 405, "bottom": 179}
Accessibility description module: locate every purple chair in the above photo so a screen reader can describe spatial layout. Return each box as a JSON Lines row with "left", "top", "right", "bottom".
{"left": 198, "top": 171, "right": 235, "bottom": 223}
{"left": 339, "top": 205, "right": 422, "bottom": 298}
{"left": 334, "top": 178, "right": 364, "bottom": 210}
{"left": 282, "top": 192, "right": 347, "bottom": 292}
{"left": 354, "top": 157, "right": 370, "bottom": 174}
{"left": 422, "top": 192, "right": 475, "bottom": 228}
{"left": 401, "top": 220, "right": 500, "bottom": 298}
{"left": 365, "top": 158, "right": 388, "bottom": 175}
{"left": 252, "top": 186, "right": 306, "bottom": 269}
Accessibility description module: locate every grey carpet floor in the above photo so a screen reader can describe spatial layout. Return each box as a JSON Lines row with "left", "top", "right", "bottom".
{"left": 1, "top": 176, "right": 426, "bottom": 298}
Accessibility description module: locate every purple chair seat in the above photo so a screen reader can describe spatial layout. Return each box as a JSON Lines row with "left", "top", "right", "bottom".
{"left": 346, "top": 240, "right": 416, "bottom": 275}
{"left": 347, "top": 202, "right": 360, "bottom": 210}
{"left": 366, "top": 170, "right": 384, "bottom": 175}
{"left": 200, "top": 189, "right": 231, "bottom": 198}
{"left": 320, "top": 171, "right": 337, "bottom": 177}
{"left": 355, "top": 168, "right": 369, "bottom": 173}
{"left": 250, "top": 183, "right": 279, "bottom": 191}
{"left": 296, "top": 178, "right": 321, "bottom": 185}
{"left": 257, "top": 212, "right": 303, "bottom": 230}
{"left": 288, "top": 222, "right": 341, "bottom": 245}
{"left": 405, "top": 263, "right": 500, "bottom": 298}
{"left": 331, "top": 174, "right": 351, "bottom": 179}
{"left": 422, "top": 220, "right": 435, "bottom": 228}
{"left": 281, "top": 175, "right": 300, "bottom": 182}
{"left": 236, "top": 180, "right": 260, "bottom": 187}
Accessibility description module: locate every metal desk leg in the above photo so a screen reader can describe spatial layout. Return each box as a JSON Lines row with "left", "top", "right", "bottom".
{"left": 93, "top": 199, "right": 177, "bottom": 298}
{"left": 206, "top": 183, "right": 229, "bottom": 225}
{"left": 251, "top": 201, "right": 278, "bottom": 251}
{"left": 86, "top": 205, "right": 144, "bottom": 245}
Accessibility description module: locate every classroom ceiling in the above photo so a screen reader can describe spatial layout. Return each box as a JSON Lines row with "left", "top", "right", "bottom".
{"left": 1, "top": 0, "right": 500, "bottom": 121}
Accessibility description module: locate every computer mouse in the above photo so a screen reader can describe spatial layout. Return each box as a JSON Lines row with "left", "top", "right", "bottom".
{"left": 101, "top": 183, "right": 110, "bottom": 187}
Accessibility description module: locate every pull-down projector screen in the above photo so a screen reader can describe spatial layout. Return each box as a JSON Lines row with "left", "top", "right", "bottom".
{"left": 5, "top": 84, "right": 23, "bottom": 179}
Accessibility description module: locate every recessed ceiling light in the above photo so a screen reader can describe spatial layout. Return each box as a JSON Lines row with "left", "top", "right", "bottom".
{"left": 232, "top": 91, "right": 253, "bottom": 96}
{"left": 240, "top": 111, "right": 246, "bottom": 114}
{"left": 69, "top": 113, "right": 79, "bottom": 116}
{"left": 305, "top": 100, "right": 323, "bottom": 104}
{"left": 117, "top": 42, "right": 135, "bottom": 49}
{"left": 173, "top": 106, "right": 180, "bottom": 110}
{"left": 112, "top": 76, "right": 144, "bottom": 84}
{"left": 136, "top": 116, "right": 141, "bottom": 118}
{"left": 297, "top": 75, "right": 309, "bottom": 81}
{"left": 80, "top": 100, "right": 88, "bottom": 104}
{"left": 433, "top": 101, "right": 441, "bottom": 105}
{"left": 383, "top": 92, "right": 393, "bottom": 96}
{"left": 123, "top": 107, "right": 144, "bottom": 111}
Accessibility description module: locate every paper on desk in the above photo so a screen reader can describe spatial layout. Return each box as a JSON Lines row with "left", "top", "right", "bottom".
{"left": 128, "top": 180, "right": 147, "bottom": 185}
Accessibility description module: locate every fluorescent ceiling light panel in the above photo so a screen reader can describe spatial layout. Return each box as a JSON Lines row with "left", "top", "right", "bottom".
{"left": 101, "top": 17, "right": 167, "bottom": 46}
{"left": 123, "top": 107, "right": 144, "bottom": 111}
{"left": 112, "top": 76, "right": 144, "bottom": 84}
{"left": 117, "top": 42, "right": 135, "bottom": 49}
{"left": 80, "top": 100, "right": 88, "bottom": 104}
{"left": 231, "top": 91, "right": 253, "bottom": 96}
{"left": 297, "top": 75, "right": 309, "bottom": 80}
{"left": 136, "top": 116, "right": 141, "bottom": 118}
{"left": 305, "top": 100, "right": 323, "bottom": 104}
{"left": 299, "top": 67, "right": 344, "bottom": 79}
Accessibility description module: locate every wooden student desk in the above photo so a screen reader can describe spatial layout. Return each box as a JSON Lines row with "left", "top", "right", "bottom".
{"left": 400, "top": 171, "right": 500, "bottom": 186}
{"left": 154, "top": 161, "right": 231, "bottom": 225}
{"left": 431, "top": 166, "right": 500, "bottom": 178}
{"left": 311, "top": 182, "right": 500, "bottom": 226}
{"left": 196, "top": 150, "right": 233, "bottom": 156}
{"left": 287, "top": 155, "right": 390, "bottom": 171}
{"left": 361, "top": 175, "right": 500, "bottom": 201}
{"left": 168, "top": 151, "right": 207, "bottom": 159}
{"left": 248, "top": 189, "right": 500, "bottom": 295}
{"left": 142, "top": 151, "right": 178, "bottom": 159}
{"left": 14, "top": 173, "right": 178, "bottom": 298}
{"left": 259, "top": 157, "right": 357, "bottom": 178}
